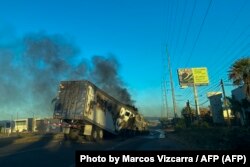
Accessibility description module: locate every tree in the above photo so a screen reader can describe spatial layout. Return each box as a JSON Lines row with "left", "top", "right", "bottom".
{"left": 228, "top": 58, "right": 250, "bottom": 101}
{"left": 199, "top": 107, "right": 213, "bottom": 124}
{"left": 227, "top": 96, "right": 244, "bottom": 126}
{"left": 181, "top": 101, "right": 195, "bottom": 127}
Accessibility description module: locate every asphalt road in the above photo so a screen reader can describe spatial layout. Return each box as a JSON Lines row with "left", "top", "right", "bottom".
{"left": 0, "top": 129, "right": 187, "bottom": 167}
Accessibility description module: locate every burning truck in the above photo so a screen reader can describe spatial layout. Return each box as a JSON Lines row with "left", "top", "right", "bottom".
{"left": 53, "top": 80, "right": 148, "bottom": 141}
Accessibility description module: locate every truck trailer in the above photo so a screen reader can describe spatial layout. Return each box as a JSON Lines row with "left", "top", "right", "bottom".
{"left": 53, "top": 80, "right": 148, "bottom": 141}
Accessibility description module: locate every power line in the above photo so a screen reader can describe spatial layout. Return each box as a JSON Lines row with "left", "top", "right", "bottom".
{"left": 184, "top": 0, "right": 213, "bottom": 67}
{"left": 164, "top": 0, "right": 250, "bottom": 112}
{"left": 204, "top": 24, "right": 250, "bottom": 77}
{"left": 207, "top": 37, "right": 250, "bottom": 83}
{"left": 172, "top": 0, "right": 188, "bottom": 72}
{"left": 180, "top": 80, "right": 221, "bottom": 105}
{"left": 177, "top": 0, "right": 197, "bottom": 68}
{"left": 201, "top": 32, "right": 250, "bottom": 90}
{"left": 203, "top": 0, "right": 249, "bottom": 64}
{"left": 178, "top": 1, "right": 249, "bottom": 96}
{"left": 166, "top": 0, "right": 174, "bottom": 45}
{"left": 189, "top": 86, "right": 221, "bottom": 107}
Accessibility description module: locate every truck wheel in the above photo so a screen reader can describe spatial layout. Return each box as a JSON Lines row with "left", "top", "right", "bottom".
{"left": 85, "top": 135, "right": 93, "bottom": 141}
{"left": 98, "top": 129, "right": 104, "bottom": 140}
{"left": 69, "top": 128, "right": 79, "bottom": 141}
{"left": 77, "top": 136, "right": 85, "bottom": 143}
{"left": 92, "top": 129, "right": 98, "bottom": 141}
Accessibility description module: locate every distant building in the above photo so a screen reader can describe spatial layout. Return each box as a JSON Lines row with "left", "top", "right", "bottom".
{"left": 1, "top": 117, "right": 62, "bottom": 133}
{"left": 14, "top": 118, "right": 33, "bottom": 132}
{"left": 33, "top": 118, "right": 46, "bottom": 132}
{"left": 0, "top": 120, "right": 14, "bottom": 134}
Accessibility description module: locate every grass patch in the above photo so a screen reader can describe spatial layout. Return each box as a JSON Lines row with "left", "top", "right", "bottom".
{"left": 169, "top": 127, "right": 250, "bottom": 150}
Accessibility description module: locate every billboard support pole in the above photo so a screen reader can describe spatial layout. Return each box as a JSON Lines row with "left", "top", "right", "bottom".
{"left": 193, "top": 83, "right": 200, "bottom": 119}
{"left": 178, "top": 67, "right": 209, "bottom": 120}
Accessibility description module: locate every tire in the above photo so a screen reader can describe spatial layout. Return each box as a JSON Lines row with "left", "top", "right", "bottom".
{"left": 69, "top": 128, "right": 79, "bottom": 141}
{"left": 77, "top": 136, "right": 85, "bottom": 143}
{"left": 85, "top": 127, "right": 98, "bottom": 142}
{"left": 85, "top": 135, "right": 93, "bottom": 141}
{"left": 98, "top": 129, "right": 104, "bottom": 140}
{"left": 92, "top": 129, "right": 98, "bottom": 141}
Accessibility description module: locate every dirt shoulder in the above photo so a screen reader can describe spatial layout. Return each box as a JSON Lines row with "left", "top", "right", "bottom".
{"left": 0, "top": 133, "right": 64, "bottom": 147}
{"left": 165, "top": 127, "right": 250, "bottom": 150}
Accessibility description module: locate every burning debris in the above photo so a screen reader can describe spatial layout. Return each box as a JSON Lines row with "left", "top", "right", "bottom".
{"left": 0, "top": 32, "right": 134, "bottom": 117}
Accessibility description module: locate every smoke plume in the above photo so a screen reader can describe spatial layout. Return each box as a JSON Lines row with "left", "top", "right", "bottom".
{"left": 90, "top": 56, "right": 134, "bottom": 104}
{"left": 0, "top": 32, "right": 134, "bottom": 118}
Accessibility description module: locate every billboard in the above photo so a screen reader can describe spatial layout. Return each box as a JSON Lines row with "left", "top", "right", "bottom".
{"left": 177, "top": 68, "right": 194, "bottom": 86}
{"left": 192, "top": 68, "right": 209, "bottom": 85}
{"left": 177, "top": 67, "right": 209, "bottom": 86}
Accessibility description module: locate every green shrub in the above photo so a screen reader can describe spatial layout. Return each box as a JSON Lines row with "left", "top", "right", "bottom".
{"left": 191, "top": 120, "right": 210, "bottom": 128}
{"left": 175, "top": 118, "right": 186, "bottom": 130}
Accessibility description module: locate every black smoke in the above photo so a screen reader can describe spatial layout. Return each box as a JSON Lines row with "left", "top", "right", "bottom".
{"left": 0, "top": 32, "right": 134, "bottom": 118}
{"left": 90, "top": 56, "right": 134, "bottom": 104}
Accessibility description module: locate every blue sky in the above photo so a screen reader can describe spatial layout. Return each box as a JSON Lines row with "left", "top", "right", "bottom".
{"left": 0, "top": 0, "right": 250, "bottom": 119}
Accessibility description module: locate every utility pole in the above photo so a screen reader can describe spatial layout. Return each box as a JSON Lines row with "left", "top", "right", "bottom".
{"left": 33, "top": 112, "right": 35, "bottom": 132}
{"left": 16, "top": 112, "right": 18, "bottom": 132}
{"left": 161, "top": 45, "right": 169, "bottom": 119}
{"left": 220, "top": 79, "right": 231, "bottom": 126}
{"left": 166, "top": 87, "right": 169, "bottom": 119}
{"left": 166, "top": 46, "right": 177, "bottom": 118}
{"left": 11, "top": 114, "right": 13, "bottom": 134}
{"left": 162, "top": 80, "right": 169, "bottom": 119}
{"left": 161, "top": 81, "right": 165, "bottom": 118}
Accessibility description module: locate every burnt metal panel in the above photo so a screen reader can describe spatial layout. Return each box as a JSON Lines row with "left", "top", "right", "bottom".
{"left": 55, "top": 81, "right": 87, "bottom": 120}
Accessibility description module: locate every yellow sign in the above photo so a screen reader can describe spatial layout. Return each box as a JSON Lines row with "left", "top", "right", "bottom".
{"left": 177, "top": 67, "right": 209, "bottom": 86}
{"left": 192, "top": 67, "right": 209, "bottom": 85}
